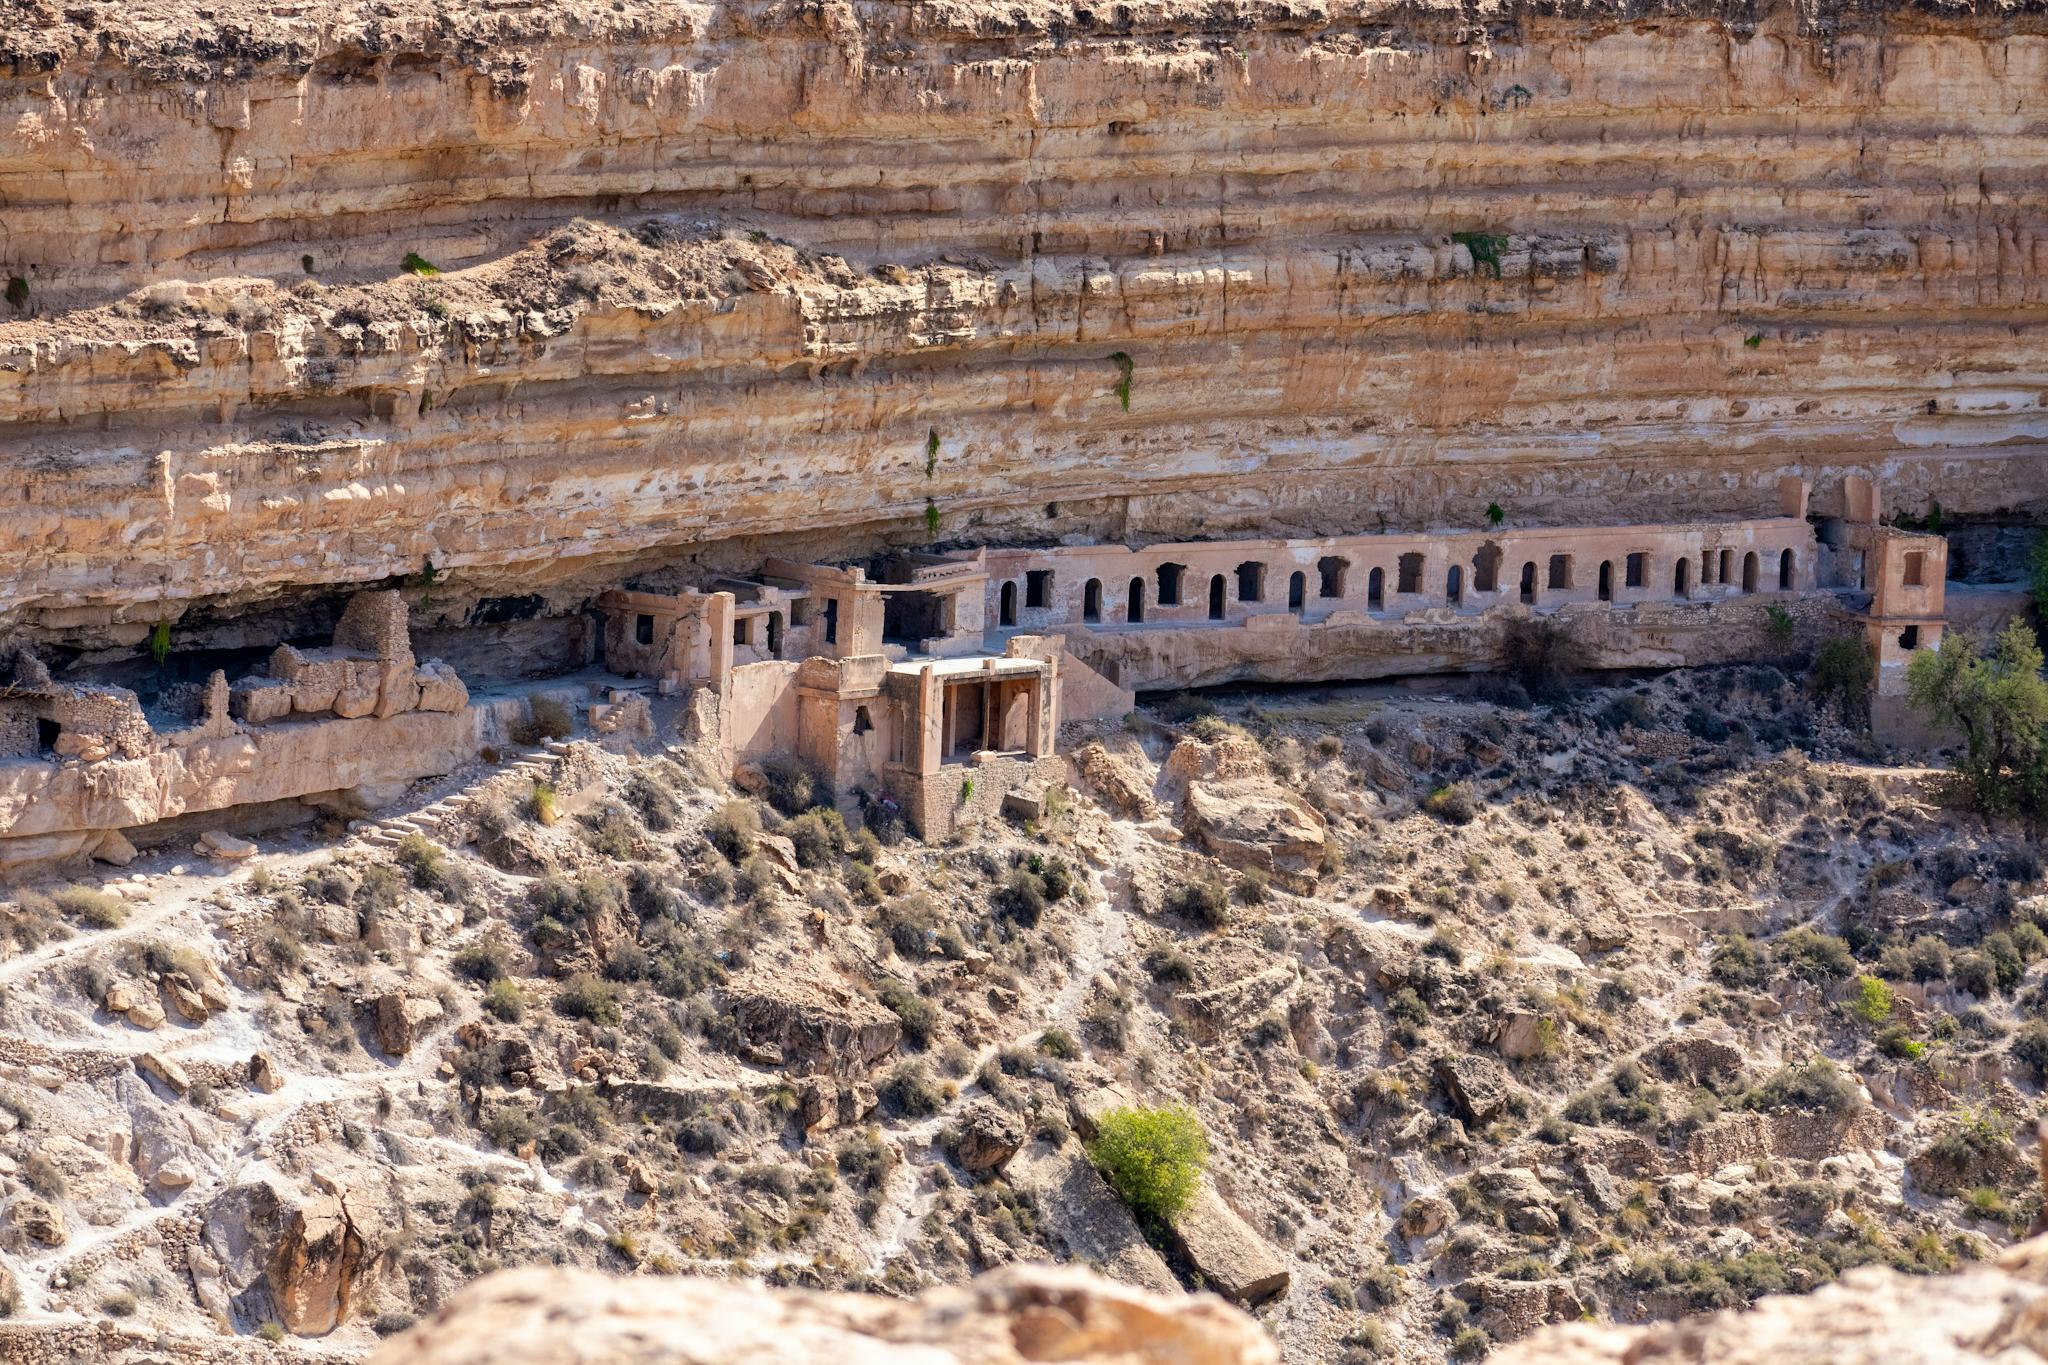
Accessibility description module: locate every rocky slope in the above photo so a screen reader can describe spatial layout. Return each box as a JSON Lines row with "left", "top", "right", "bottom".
{"left": 4, "top": 0, "right": 2048, "bottom": 645}
{"left": 0, "top": 664, "right": 2044, "bottom": 1361}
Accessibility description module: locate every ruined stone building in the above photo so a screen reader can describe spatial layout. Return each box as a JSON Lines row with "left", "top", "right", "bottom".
{"left": 0, "top": 460, "right": 1957, "bottom": 871}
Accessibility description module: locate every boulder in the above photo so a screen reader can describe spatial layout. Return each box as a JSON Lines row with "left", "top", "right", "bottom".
{"left": 1435, "top": 1053, "right": 1515, "bottom": 1126}
{"left": 1000, "top": 1142, "right": 1180, "bottom": 1297}
{"left": 1163, "top": 1183, "right": 1291, "bottom": 1307}
{"left": 1492, "top": 1011, "right": 1551, "bottom": 1061}
{"left": 798, "top": 1080, "right": 878, "bottom": 1137}
{"left": 249, "top": 1051, "right": 285, "bottom": 1093}
{"left": 719, "top": 972, "right": 899, "bottom": 1078}
{"left": 1182, "top": 777, "right": 1327, "bottom": 889}
{"left": 90, "top": 829, "right": 139, "bottom": 866}
{"left": 1401, "top": 1194, "right": 1456, "bottom": 1238}
{"left": 413, "top": 661, "right": 469, "bottom": 713}
{"left": 197, "top": 829, "right": 257, "bottom": 860}
{"left": 6, "top": 1198, "right": 66, "bottom": 1247}
{"left": 949, "top": 1103, "right": 1026, "bottom": 1173}
{"left": 137, "top": 1050, "right": 191, "bottom": 1095}
{"left": 374, "top": 992, "right": 444, "bottom": 1058}
{"left": 1474, "top": 1275, "right": 1587, "bottom": 1343}
{"left": 125, "top": 991, "right": 167, "bottom": 1030}
{"left": 367, "top": 1262, "right": 1274, "bottom": 1365}
{"left": 203, "top": 1172, "right": 395, "bottom": 1337}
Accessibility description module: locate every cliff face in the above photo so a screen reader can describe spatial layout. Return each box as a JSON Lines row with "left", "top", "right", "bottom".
{"left": 3, "top": 0, "right": 2047, "bottom": 646}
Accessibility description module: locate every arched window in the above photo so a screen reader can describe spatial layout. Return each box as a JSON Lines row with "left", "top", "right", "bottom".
{"left": 1317, "top": 557, "right": 1348, "bottom": 598}
{"left": 1126, "top": 577, "right": 1145, "bottom": 623}
{"left": 1156, "top": 563, "right": 1185, "bottom": 607}
{"left": 1208, "top": 574, "right": 1226, "bottom": 620}
{"left": 1742, "top": 551, "right": 1759, "bottom": 593}
{"left": 999, "top": 581, "right": 1017, "bottom": 627}
{"left": 1083, "top": 579, "right": 1102, "bottom": 623}
{"left": 1597, "top": 561, "right": 1613, "bottom": 602}
{"left": 1674, "top": 557, "right": 1692, "bottom": 598}
{"left": 1519, "top": 562, "right": 1538, "bottom": 604}
{"left": 1446, "top": 564, "right": 1463, "bottom": 605}
{"left": 853, "top": 705, "right": 873, "bottom": 735}
{"left": 1778, "top": 548, "right": 1795, "bottom": 591}
{"left": 1367, "top": 567, "right": 1385, "bottom": 610}
{"left": 1287, "top": 572, "right": 1306, "bottom": 612}
{"left": 1473, "top": 544, "right": 1502, "bottom": 594}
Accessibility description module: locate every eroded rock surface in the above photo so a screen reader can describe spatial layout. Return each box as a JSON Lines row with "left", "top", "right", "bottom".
{"left": 370, "top": 1263, "right": 1275, "bottom": 1365}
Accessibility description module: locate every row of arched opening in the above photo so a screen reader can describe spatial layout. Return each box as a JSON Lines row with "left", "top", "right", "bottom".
{"left": 993, "top": 545, "right": 1799, "bottom": 627}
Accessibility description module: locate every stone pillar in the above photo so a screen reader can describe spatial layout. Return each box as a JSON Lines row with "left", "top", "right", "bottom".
{"left": 706, "top": 592, "right": 735, "bottom": 691}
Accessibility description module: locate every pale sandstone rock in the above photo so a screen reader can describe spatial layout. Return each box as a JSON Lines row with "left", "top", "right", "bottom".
{"left": 1497, "top": 1236, "right": 2048, "bottom": 1365}
{"left": 1163, "top": 1183, "right": 1290, "bottom": 1307}
{"left": 124, "top": 991, "right": 166, "bottom": 1030}
{"left": 137, "top": 1050, "right": 191, "bottom": 1095}
{"left": 197, "top": 829, "right": 257, "bottom": 859}
{"left": 89, "top": 828, "right": 138, "bottom": 865}
{"left": 248, "top": 1051, "right": 285, "bottom": 1093}
{"left": 375, "top": 992, "right": 445, "bottom": 1058}
{"left": 6, "top": 1197, "right": 66, "bottom": 1248}
{"left": 371, "top": 1263, "right": 1274, "bottom": 1365}
{"left": 948, "top": 1102, "right": 1026, "bottom": 1173}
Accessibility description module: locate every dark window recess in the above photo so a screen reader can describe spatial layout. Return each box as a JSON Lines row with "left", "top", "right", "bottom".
{"left": 1625, "top": 553, "right": 1646, "bottom": 588}
{"left": 1026, "top": 570, "right": 1053, "bottom": 608}
{"left": 472, "top": 594, "right": 545, "bottom": 625}
{"left": 634, "top": 614, "right": 655, "bottom": 646}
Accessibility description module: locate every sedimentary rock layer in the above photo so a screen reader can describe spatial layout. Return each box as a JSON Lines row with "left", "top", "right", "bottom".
{"left": 2, "top": 0, "right": 2047, "bottom": 645}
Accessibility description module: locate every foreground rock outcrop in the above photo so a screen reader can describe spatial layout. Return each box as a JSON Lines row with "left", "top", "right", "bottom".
{"left": 1497, "top": 1236, "right": 2048, "bottom": 1365}
{"left": 369, "top": 1263, "right": 1276, "bottom": 1365}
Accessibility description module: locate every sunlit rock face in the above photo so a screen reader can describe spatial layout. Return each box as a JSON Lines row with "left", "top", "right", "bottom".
{"left": 4, "top": 0, "right": 2048, "bottom": 649}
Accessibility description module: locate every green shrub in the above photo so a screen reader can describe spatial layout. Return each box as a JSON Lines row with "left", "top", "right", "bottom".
{"left": 880, "top": 1061, "right": 945, "bottom": 1117}
{"left": 1908, "top": 622, "right": 2048, "bottom": 818}
{"left": 1747, "top": 1058, "right": 1860, "bottom": 1114}
{"left": 1086, "top": 1105, "right": 1208, "bottom": 1223}
{"left": 760, "top": 756, "right": 827, "bottom": 817}
{"left": 452, "top": 940, "right": 509, "bottom": 983}
{"left": 1809, "top": 635, "right": 1874, "bottom": 727}
{"left": 1164, "top": 876, "right": 1230, "bottom": 928}
{"left": 787, "top": 808, "right": 847, "bottom": 869}
{"left": 395, "top": 833, "right": 444, "bottom": 889}
{"left": 707, "top": 801, "right": 760, "bottom": 864}
{"left": 1907, "top": 935, "right": 1952, "bottom": 983}
{"left": 513, "top": 696, "right": 574, "bottom": 745}
{"left": 53, "top": 887, "right": 127, "bottom": 929}
{"left": 993, "top": 869, "right": 1048, "bottom": 927}
{"left": 1423, "top": 783, "right": 1480, "bottom": 825}
{"left": 1708, "top": 934, "right": 1764, "bottom": 988}
{"left": 1501, "top": 618, "right": 1585, "bottom": 703}
{"left": 877, "top": 980, "right": 935, "bottom": 1048}
{"left": 622, "top": 770, "right": 681, "bottom": 832}
{"left": 483, "top": 979, "right": 525, "bottom": 1022}
{"left": 1848, "top": 975, "right": 1894, "bottom": 1025}
{"left": 2012, "top": 1019, "right": 2048, "bottom": 1081}
{"left": 1778, "top": 926, "right": 1855, "bottom": 981}
{"left": 555, "top": 972, "right": 621, "bottom": 1025}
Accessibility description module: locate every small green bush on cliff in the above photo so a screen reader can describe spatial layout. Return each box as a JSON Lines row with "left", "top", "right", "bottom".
{"left": 1087, "top": 1104, "right": 1208, "bottom": 1224}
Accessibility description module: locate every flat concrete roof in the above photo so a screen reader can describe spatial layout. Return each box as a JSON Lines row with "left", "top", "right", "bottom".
{"left": 888, "top": 655, "right": 1047, "bottom": 680}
